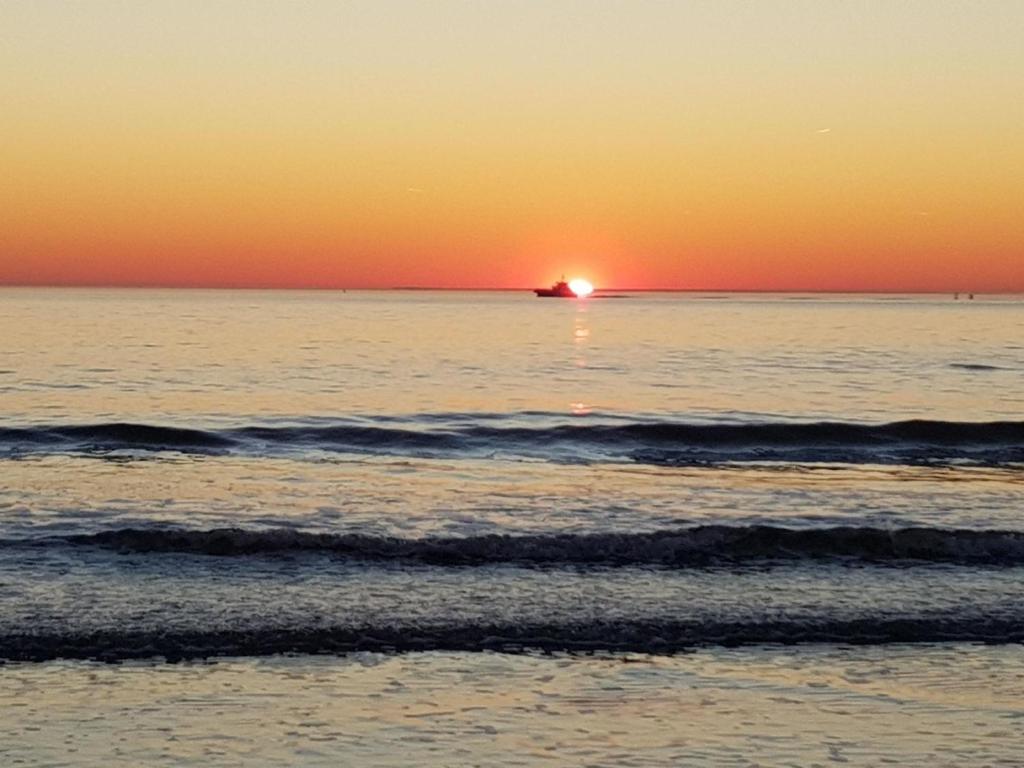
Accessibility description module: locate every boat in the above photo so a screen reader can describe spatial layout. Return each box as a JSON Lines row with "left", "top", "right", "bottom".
{"left": 534, "top": 278, "right": 578, "bottom": 298}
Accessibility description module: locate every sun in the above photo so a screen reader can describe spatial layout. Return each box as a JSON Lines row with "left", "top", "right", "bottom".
{"left": 568, "top": 278, "right": 594, "bottom": 297}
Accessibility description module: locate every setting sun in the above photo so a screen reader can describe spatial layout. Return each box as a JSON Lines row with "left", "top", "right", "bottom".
{"left": 568, "top": 278, "right": 594, "bottom": 297}
{"left": 1, "top": 3, "right": 1022, "bottom": 760}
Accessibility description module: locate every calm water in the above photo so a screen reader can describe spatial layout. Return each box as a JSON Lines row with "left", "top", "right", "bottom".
{"left": 2, "top": 288, "right": 1024, "bottom": 765}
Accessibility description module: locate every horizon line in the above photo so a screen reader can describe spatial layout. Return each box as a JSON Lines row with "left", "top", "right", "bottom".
{"left": 0, "top": 283, "right": 1020, "bottom": 295}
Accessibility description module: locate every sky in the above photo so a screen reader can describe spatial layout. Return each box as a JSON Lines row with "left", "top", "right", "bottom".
{"left": 1, "top": 0, "right": 1022, "bottom": 291}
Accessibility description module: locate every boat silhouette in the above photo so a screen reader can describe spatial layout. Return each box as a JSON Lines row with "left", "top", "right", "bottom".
{"left": 534, "top": 277, "right": 578, "bottom": 298}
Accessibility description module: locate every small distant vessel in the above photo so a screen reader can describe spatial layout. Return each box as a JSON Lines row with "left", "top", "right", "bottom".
{"left": 534, "top": 276, "right": 593, "bottom": 298}
{"left": 534, "top": 279, "right": 576, "bottom": 298}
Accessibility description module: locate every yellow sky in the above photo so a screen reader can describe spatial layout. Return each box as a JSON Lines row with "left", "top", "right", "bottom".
{"left": 2, "top": 1, "right": 1022, "bottom": 290}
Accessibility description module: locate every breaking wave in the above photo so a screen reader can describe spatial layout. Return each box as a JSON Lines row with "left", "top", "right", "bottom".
{"left": 3, "top": 616, "right": 1023, "bottom": 662}
{"left": 26, "top": 525, "right": 1024, "bottom": 566}
{"left": 2, "top": 418, "right": 1024, "bottom": 465}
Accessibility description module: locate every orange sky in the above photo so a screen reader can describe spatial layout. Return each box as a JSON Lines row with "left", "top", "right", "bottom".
{"left": 2, "top": 1, "right": 1022, "bottom": 291}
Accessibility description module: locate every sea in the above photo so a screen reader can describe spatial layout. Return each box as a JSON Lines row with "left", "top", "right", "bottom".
{"left": 1, "top": 287, "right": 1023, "bottom": 766}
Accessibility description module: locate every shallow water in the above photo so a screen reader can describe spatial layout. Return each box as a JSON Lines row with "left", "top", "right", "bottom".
{"left": 3, "top": 647, "right": 1023, "bottom": 767}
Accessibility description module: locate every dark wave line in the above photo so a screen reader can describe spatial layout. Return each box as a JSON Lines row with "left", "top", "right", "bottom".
{"left": 2, "top": 418, "right": 1024, "bottom": 465}
{"left": 633, "top": 446, "right": 1024, "bottom": 466}
{"left": 31, "top": 525, "right": 1024, "bottom": 566}
{"left": 0, "top": 423, "right": 235, "bottom": 451}
{"left": 949, "top": 363, "right": 1010, "bottom": 371}
{"left": 3, "top": 617, "right": 1023, "bottom": 662}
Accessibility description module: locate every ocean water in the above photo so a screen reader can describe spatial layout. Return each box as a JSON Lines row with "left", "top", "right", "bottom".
{"left": 2, "top": 288, "right": 1024, "bottom": 764}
